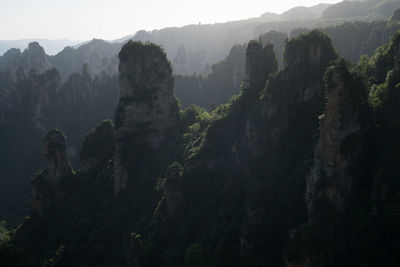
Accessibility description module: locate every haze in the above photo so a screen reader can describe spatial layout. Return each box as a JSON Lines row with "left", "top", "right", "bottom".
{"left": 1, "top": 0, "right": 341, "bottom": 41}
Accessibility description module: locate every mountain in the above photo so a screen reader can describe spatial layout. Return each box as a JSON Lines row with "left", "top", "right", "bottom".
{"left": 0, "top": 42, "right": 51, "bottom": 74}
{"left": 49, "top": 39, "right": 121, "bottom": 81}
{"left": 0, "top": 39, "right": 82, "bottom": 56}
{"left": 2, "top": 2, "right": 400, "bottom": 266}
{"left": 280, "top": 6, "right": 320, "bottom": 20}
{"left": 2, "top": 1, "right": 398, "bottom": 83}
{"left": 1, "top": 7, "right": 400, "bottom": 229}
{"left": 2, "top": 27, "right": 400, "bottom": 266}
{"left": 322, "top": 0, "right": 400, "bottom": 19}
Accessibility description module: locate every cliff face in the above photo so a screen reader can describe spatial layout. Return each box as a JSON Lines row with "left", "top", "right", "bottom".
{"left": 306, "top": 59, "right": 368, "bottom": 218}
{"left": 239, "top": 31, "right": 338, "bottom": 260}
{"left": 31, "top": 129, "right": 73, "bottom": 216}
{"left": 245, "top": 41, "right": 277, "bottom": 94}
{"left": 113, "top": 41, "right": 180, "bottom": 196}
{"left": 285, "top": 59, "right": 369, "bottom": 267}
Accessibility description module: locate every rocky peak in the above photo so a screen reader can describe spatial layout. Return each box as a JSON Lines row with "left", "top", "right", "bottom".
{"left": 21, "top": 42, "right": 51, "bottom": 73}
{"left": 244, "top": 40, "right": 277, "bottom": 94}
{"left": 0, "top": 42, "right": 51, "bottom": 75}
{"left": 31, "top": 129, "right": 73, "bottom": 216}
{"left": 260, "top": 31, "right": 337, "bottom": 136}
{"left": 113, "top": 41, "right": 180, "bottom": 196}
{"left": 284, "top": 30, "right": 336, "bottom": 79}
{"left": 27, "top": 42, "right": 44, "bottom": 53}
{"left": 43, "top": 129, "right": 72, "bottom": 180}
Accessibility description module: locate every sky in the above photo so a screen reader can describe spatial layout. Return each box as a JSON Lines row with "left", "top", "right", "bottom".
{"left": 0, "top": 0, "right": 342, "bottom": 41}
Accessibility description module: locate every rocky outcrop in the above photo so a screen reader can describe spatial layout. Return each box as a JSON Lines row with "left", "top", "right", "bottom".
{"left": 284, "top": 30, "right": 337, "bottom": 79}
{"left": 0, "top": 42, "right": 51, "bottom": 74}
{"left": 306, "top": 59, "right": 368, "bottom": 219}
{"left": 31, "top": 129, "right": 73, "bottom": 216}
{"left": 113, "top": 41, "right": 180, "bottom": 196}
{"left": 81, "top": 120, "right": 115, "bottom": 172}
{"left": 244, "top": 41, "right": 277, "bottom": 94}
{"left": 22, "top": 42, "right": 52, "bottom": 73}
{"left": 240, "top": 31, "right": 338, "bottom": 262}
{"left": 232, "top": 40, "right": 278, "bottom": 170}
{"left": 285, "top": 59, "right": 368, "bottom": 267}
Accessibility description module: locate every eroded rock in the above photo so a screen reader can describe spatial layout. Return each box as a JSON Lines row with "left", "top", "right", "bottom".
{"left": 31, "top": 129, "right": 72, "bottom": 216}
{"left": 113, "top": 41, "right": 180, "bottom": 196}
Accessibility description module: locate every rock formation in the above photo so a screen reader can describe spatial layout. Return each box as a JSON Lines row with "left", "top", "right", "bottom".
{"left": 240, "top": 30, "right": 338, "bottom": 260}
{"left": 244, "top": 41, "right": 277, "bottom": 94}
{"left": 306, "top": 59, "right": 368, "bottom": 219}
{"left": 31, "top": 129, "right": 73, "bottom": 216}
{"left": 80, "top": 120, "right": 115, "bottom": 172}
{"left": 113, "top": 41, "right": 180, "bottom": 196}
{"left": 0, "top": 42, "right": 51, "bottom": 74}
{"left": 285, "top": 59, "right": 368, "bottom": 267}
{"left": 22, "top": 42, "right": 52, "bottom": 73}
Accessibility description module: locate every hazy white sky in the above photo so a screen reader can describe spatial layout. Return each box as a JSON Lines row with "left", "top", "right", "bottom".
{"left": 0, "top": 0, "right": 342, "bottom": 40}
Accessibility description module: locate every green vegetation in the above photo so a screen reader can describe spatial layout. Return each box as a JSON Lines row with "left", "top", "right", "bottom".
{"left": 4, "top": 8, "right": 400, "bottom": 267}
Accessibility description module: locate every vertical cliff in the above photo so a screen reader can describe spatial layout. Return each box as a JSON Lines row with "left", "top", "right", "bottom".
{"left": 31, "top": 129, "right": 73, "bottom": 216}
{"left": 286, "top": 59, "right": 369, "bottom": 267}
{"left": 306, "top": 59, "right": 368, "bottom": 218}
{"left": 239, "top": 31, "right": 338, "bottom": 263}
{"left": 113, "top": 41, "right": 180, "bottom": 196}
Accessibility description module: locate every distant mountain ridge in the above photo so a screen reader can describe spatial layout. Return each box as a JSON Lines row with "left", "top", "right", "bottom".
{"left": 0, "top": 39, "right": 82, "bottom": 56}
{"left": 49, "top": 39, "right": 121, "bottom": 81}
{"left": 1, "top": 0, "right": 399, "bottom": 82}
